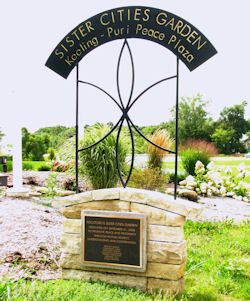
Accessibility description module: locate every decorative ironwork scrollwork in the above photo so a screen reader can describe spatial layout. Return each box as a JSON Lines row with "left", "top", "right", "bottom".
{"left": 78, "top": 39, "right": 177, "bottom": 188}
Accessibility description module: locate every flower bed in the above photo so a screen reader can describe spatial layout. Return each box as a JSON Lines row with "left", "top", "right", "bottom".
{"left": 179, "top": 161, "right": 250, "bottom": 202}
{"left": 50, "top": 160, "right": 75, "bottom": 172}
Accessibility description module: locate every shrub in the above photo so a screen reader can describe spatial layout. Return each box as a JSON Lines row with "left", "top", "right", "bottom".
{"left": 6, "top": 155, "right": 12, "bottom": 161}
{"left": 181, "top": 138, "right": 218, "bottom": 156}
{"left": 147, "top": 129, "right": 173, "bottom": 169}
{"left": 180, "top": 148, "right": 210, "bottom": 176}
{"left": 167, "top": 170, "right": 187, "bottom": 183}
{"left": 48, "top": 148, "right": 56, "bottom": 160}
{"left": 38, "top": 164, "right": 51, "bottom": 171}
{"left": 79, "top": 125, "right": 129, "bottom": 189}
{"left": 0, "top": 161, "right": 12, "bottom": 172}
{"left": 179, "top": 161, "right": 250, "bottom": 201}
{"left": 128, "top": 167, "right": 168, "bottom": 192}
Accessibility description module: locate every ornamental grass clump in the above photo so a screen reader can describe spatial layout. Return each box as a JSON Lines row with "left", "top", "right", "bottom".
{"left": 79, "top": 125, "right": 129, "bottom": 189}
{"left": 180, "top": 139, "right": 217, "bottom": 176}
{"left": 147, "top": 129, "right": 173, "bottom": 170}
{"left": 182, "top": 138, "right": 218, "bottom": 156}
{"left": 180, "top": 148, "right": 210, "bottom": 176}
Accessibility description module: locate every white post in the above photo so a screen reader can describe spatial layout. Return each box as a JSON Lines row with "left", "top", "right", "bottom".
{"left": 6, "top": 126, "right": 29, "bottom": 197}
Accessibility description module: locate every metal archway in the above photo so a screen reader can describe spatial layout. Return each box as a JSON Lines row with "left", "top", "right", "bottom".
{"left": 45, "top": 6, "right": 217, "bottom": 198}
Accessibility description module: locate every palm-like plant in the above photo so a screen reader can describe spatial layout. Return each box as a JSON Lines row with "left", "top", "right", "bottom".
{"left": 79, "top": 125, "right": 128, "bottom": 189}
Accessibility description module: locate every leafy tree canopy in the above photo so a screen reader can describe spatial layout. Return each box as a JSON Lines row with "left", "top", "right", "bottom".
{"left": 213, "top": 101, "right": 249, "bottom": 153}
{"left": 217, "top": 101, "right": 249, "bottom": 140}
{"left": 22, "top": 127, "right": 50, "bottom": 161}
{"left": 35, "top": 125, "right": 75, "bottom": 149}
{"left": 169, "top": 93, "right": 213, "bottom": 143}
{"left": 211, "top": 128, "right": 236, "bottom": 155}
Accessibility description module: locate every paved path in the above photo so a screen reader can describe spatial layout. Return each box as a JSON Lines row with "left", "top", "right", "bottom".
{"left": 194, "top": 196, "right": 250, "bottom": 223}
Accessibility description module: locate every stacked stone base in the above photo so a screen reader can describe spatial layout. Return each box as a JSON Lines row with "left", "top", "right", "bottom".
{"left": 53, "top": 188, "right": 203, "bottom": 293}
{"left": 62, "top": 269, "right": 185, "bottom": 292}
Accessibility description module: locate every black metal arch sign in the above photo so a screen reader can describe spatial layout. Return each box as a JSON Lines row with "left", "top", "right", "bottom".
{"left": 46, "top": 6, "right": 217, "bottom": 78}
{"left": 46, "top": 6, "right": 217, "bottom": 196}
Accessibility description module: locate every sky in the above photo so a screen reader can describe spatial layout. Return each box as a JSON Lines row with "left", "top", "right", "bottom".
{"left": 1, "top": 0, "right": 250, "bottom": 146}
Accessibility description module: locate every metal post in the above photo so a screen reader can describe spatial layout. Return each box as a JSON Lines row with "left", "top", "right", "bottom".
{"left": 174, "top": 58, "right": 179, "bottom": 199}
{"left": 76, "top": 64, "right": 79, "bottom": 193}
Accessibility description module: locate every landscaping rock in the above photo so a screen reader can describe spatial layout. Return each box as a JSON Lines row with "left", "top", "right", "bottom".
{"left": 61, "top": 200, "right": 130, "bottom": 219}
{"left": 178, "top": 189, "right": 198, "bottom": 202}
{"left": 60, "top": 253, "right": 185, "bottom": 280}
{"left": 179, "top": 180, "right": 187, "bottom": 186}
{"left": 35, "top": 187, "right": 49, "bottom": 193}
{"left": 62, "top": 269, "right": 147, "bottom": 291}
{"left": 130, "top": 203, "right": 186, "bottom": 226}
{"left": 55, "top": 190, "right": 75, "bottom": 197}
{"left": 23, "top": 176, "right": 38, "bottom": 185}
{"left": 148, "top": 224, "right": 184, "bottom": 243}
{"left": 147, "top": 277, "right": 185, "bottom": 294}
{"left": 120, "top": 188, "right": 203, "bottom": 218}
{"left": 92, "top": 188, "right": 120, "bottom": 200}
{"left": 147, "top": 241, "right": 187, "bottom": 264}
{"left": 29, "top": 191, "right": 42, "bottom": 197}
{"left": 166, "top": 187, "right": 174, "bottom": 195}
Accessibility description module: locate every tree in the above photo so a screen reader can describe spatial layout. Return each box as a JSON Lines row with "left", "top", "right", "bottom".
{"left": 218, "top": 101, "right": 249, "bottom": 139}
{"left": 246, "top": 129, "right": 250, "bottom": 153}
{"left": 0, "top": 127, "right": 4, "bottom": 143}
{"left": 35, "top": 125, "right": 75, "bottom": 149}
{"left": 169, "top": 93, "right": 212, "bottom": 143}
{"left": 22, "top": 127, "right": 30, "bottom": 159}
{"left": 22, "top": 127, "right": 50, "bottom": 161}
{"left": 211, "top": 128, "right": 235, "bottom": 154}
{"left": 215, "top": 101, "right": 249, "bottom": 153}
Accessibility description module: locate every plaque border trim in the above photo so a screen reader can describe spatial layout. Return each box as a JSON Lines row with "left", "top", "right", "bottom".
{"left": 81, "top": 210, "right": 147, "bottom": 272}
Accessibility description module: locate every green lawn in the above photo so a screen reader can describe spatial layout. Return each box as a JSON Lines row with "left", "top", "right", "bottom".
{"left": 22, "top": 161, "right": 47, "bottom": 171}
{"left": 219, "top": 167, "right": 250, "bottom": 183}
{"left": 213, "top": 160, "right": 250, "bottom": 166}
{"left": 0, "top": 161, "right": 47, "bottom": 172}
{"left": 162, "top": 160, "right": 250, "bottom": 169}
{"left": 1, "top": 220, "right": 249, "bottom": 300}
{"left": 184, "top": 220, "right": 250, "bottom": 300}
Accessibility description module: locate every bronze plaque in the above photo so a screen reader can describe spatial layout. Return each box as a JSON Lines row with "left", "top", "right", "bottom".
{"left": 81, "top": 210, "right": 146, "bottom": 272}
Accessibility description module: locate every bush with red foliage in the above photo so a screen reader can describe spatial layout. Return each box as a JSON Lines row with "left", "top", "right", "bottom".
{"left": 180, "top": 138, "right": 218, "bottom": 157}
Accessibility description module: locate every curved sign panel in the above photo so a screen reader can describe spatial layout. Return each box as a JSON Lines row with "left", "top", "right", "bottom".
{"left": 46, "top": 6, "right": 217, "bottom": 78}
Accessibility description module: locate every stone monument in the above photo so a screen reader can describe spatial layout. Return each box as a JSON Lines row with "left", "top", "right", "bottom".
{"left": 53, "top": 188, "right": 203, "bottom": 293}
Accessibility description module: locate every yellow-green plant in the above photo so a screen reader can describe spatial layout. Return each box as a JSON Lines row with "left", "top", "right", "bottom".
{"left": 128, "top": 167, "right": 168, "bottom": 192}
{"left": 79, "top": 125, "right": 129, "bottom": 189}
{"left": 147, "top": 129, "right": 173, "bottom": 170}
